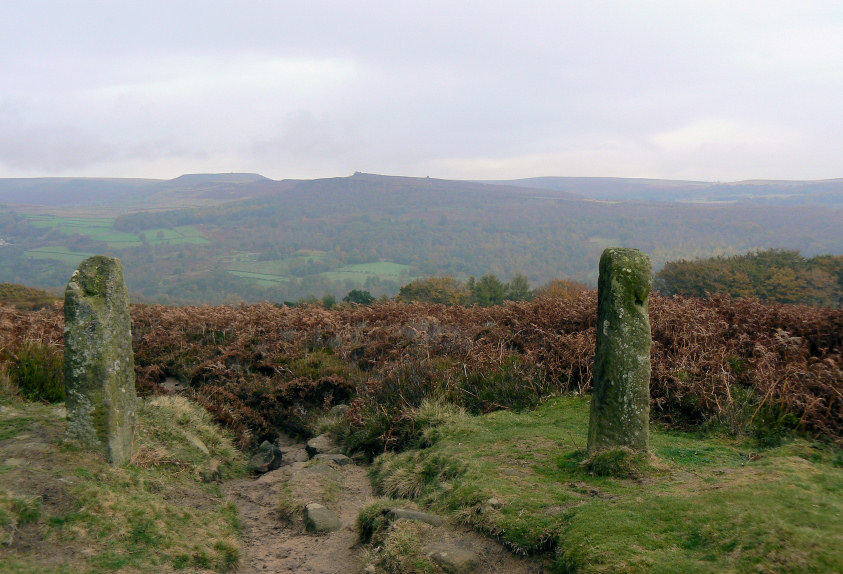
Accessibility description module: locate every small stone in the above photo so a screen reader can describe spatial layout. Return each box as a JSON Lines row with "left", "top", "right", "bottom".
{"left": 313, "top": 453, "right": 352, "bottom": 466}
{"left": 330, "top": 404, "right": 350, "bottom": 417}
{"left": 305, "top": 503, "right": 341, "bottom": 532}
{"left": 248, "top": 440, "right": 283, "bottom": 474}
{"left": 480, "top": 497, "right": 504, "bottom": 514}
{"left": 387, "top": 508, "right": 445, "bottom": 526}
{"left": 305, "top": 434, "right": 343, "bottom": 457}
{"left": 425, "top": 543, "right": 478, "bottom": 573}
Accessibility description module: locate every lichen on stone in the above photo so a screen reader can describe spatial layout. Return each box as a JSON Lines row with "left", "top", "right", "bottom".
{"left": 587, "top": 248, "right": 652, "bottom": 453}
{"left": 64, "top": 256, "right": 136, "bottom": 465}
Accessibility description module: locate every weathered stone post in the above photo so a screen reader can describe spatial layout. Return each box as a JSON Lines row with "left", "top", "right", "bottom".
{"left": 64, "top": 256, "right": 136, "bottom": 465}
{"left": 587, "top": 248, "right": 652, "bottom": 453}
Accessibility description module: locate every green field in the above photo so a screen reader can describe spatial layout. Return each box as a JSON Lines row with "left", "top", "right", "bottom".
{"left": 227, "top": 270, "right": 290, "bottom": 286}
{"left": 24, "top": 246, "right": 95, "bottom": 265}
{"left": 321, "top": 261, "right": 411, "bottom": 283}
{"left": 225, "top": 250, "right": 332, "bottom": 285}
{"left": 227, "top": 260, "right": 293, "bottom": 276}
{"left": 225, "top": 257, "right": 412, "bottom": 289}
{"left": 22, "top": 215, "right": 209, "bottom": 248}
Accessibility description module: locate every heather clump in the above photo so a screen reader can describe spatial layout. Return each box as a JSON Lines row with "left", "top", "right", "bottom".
{"left": 1, "top": 292, "right": 841, "bottom": 450}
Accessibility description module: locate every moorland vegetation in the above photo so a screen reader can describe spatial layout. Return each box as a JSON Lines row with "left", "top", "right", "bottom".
{"left": 1, "top": 283, "right": 842, "bottom": 572}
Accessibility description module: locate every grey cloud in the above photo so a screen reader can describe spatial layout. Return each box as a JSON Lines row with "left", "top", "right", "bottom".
{"left": 1, "top": 2, "right": 842, "bottom": 179}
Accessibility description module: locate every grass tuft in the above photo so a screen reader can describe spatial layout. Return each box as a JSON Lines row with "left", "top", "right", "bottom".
{"left": 5, "top": 341, "right": 64, "bottom": 403}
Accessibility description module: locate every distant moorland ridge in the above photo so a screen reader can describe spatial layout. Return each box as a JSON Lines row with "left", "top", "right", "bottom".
{"left": 1, "top": 172, "right": 841, "bottom": 304}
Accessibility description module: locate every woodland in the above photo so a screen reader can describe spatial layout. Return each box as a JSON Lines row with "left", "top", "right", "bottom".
{"left": 1, "top": 173, "right": 842, "bottom": 304}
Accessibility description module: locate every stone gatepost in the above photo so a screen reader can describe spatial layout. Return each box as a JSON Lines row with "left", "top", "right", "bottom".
{"left": 587, "top": 248, "right": 652, "bottom": 453}
{"left": 64, "top": 256, "right": 136, "bottom": 465}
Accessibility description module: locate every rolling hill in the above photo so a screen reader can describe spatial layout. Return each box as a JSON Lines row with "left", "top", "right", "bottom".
{"left": 1, "top": 172, "right": 841, "bottom": 304}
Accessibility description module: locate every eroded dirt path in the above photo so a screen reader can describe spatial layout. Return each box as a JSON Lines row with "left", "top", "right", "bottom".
{"left": 225, "top": 433, "right": 543, "bottom": 573}
{"left": 224, "top": 435, "right": 372, "bottom": 574}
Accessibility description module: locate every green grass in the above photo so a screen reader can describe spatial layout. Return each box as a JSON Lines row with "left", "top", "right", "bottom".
{"left": 24, "top": 246, "right": 95, "bottom": 266}
{"left": 225, "top": 254, "right": 409, "bottom": 287}
{"left": 22, "top": 215, "right": 209, "bottom": 248}
{"left": 0, "top": 394, "right": 246, "bottom": 572}
{"left": 139, "top": 227, "right": 210, "bottom": 246}
{"left": 227, "top": 270, "right": 289, "bottom": 286}
{"left": 368, "top": 396, "right": 843, "bottom": 573}
{"left": 321, "top": 261, "right": 413, "bottom": 285}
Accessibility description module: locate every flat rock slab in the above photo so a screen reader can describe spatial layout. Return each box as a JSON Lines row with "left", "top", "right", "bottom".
{"left": 388, "top": 508, "right": 445, "bottom": 527}
{"left": 305, "top": 503, "right": 341, "bottom": 533}
{"left": 313, "top": 453, "right": 353, "bottom": 466}
{"left": 305, "top": 434, "right": 343, "bottom": 457}
{"left": 279, "top": 446, "right": 309, "bottom": 463}
{"left": 290, "top": 463, "right": 341, "bottom": 483}
{"left": 425, "top": 542, "right": 478, "bottom": 573}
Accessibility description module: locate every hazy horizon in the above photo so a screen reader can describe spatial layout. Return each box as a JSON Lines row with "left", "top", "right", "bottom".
{"left": 2, "top": 2, "right": 843, "bottom": 182}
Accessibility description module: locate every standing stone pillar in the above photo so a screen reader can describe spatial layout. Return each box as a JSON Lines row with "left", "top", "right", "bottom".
{"left": 587, "top": 248, "right": 652, "bottom": 453}
{"left": 64, "top": 256, "right": 136, "bottom": 465}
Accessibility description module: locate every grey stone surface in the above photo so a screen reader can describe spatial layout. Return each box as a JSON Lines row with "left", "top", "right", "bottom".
{"left": 305, "top": 434, "right": 343, "bottom": 457}
{"left": 329, "top": 403, "right": 349, "bottom": 417}
{"left": 313, "top": 453, "right": 352, "bottom": 466}
{"left": 248, "top": 440, "right": 283, "bottom": 474}
{"left": 587, "top": 247, "right": 652, "bottom": 453}
{"left": 290, "top": 463, "right": 340, "bottom": 483}
{"left": 425, "top": 542, "right": 478, "bottom": 573}
{"left": 305, "top": 503, "right": 341, "bottom": 532}
{"left": 387, "top": 508, "right": 445, "bottom": 526}
{"left": 64, "top": 256, "right": 136, "bottom": 465}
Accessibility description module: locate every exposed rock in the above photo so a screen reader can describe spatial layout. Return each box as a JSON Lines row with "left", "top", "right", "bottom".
{"left": 330, "top": 404, "right": 350, "bottom": 417}
{"left": 425, "top": 542, "right": 478, "bottom": 573}
{"left": 588, "top": 247, "right": 652, "bottom": 453}
{"left": 290, "top": 463, "right": 340, "bottom": 483}
{"left": 313, "top": 453, "right": 352, "bottom": 466}
{"left": 64, "top": 256, "right": 136, "bottom": 465}
{"left": 479, "top": 497, "right": 504, "bottom": 514}
{"left": 305, "top": 503, "right": 341, "bottom": 533}
{"left": 305, "top": 434, "right": 343, "bottom": 457}
{"left": 387, "top": 508, "right": 445, "bottom": 527}
{"left": 248, "top": 440, "right": 283, "bottom": 474}
{"left": 278, "top": 445, "right": 309, "bottom": 463}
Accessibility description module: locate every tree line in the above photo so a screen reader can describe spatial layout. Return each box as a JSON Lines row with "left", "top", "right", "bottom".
{"left": 654, "top": 249, "right": 843, "bottom": 307}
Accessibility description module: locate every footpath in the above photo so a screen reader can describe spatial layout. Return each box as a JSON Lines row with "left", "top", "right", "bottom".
{"left": 225, "top": 433, "right": 541, "bottom": 574}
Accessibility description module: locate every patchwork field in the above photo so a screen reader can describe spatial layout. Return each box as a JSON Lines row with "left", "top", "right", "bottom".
{"left": 225, "top": 253, "right": 413, "bottom": 288}
{"left": 23, "top": 246, "right": 95, "bottom": 266}
{"left": 321, "top": 261, "right": 411, "bottom": 283}
{"left": 21, "top": 215, "right": 209, "bottom": 248}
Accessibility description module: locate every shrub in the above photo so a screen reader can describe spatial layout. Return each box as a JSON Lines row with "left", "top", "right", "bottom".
{"left": 5, "top": 341, "right": 64, "bottom": 402}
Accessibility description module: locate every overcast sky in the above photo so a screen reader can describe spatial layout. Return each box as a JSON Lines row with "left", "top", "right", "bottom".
{"left": 1, "top": 1, "right": 842, "bottom": 181}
